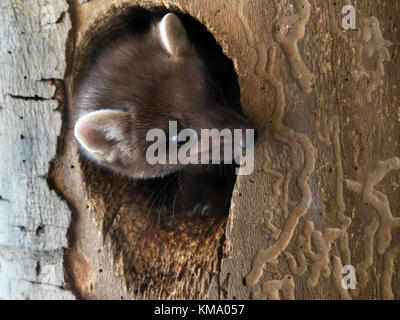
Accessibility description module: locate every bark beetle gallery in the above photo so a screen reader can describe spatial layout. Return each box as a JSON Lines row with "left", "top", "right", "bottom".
{"left": 0, "top": 0, "right": 399, "bottom": 300}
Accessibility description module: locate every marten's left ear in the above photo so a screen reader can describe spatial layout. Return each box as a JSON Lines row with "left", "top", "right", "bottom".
{"left": 159, "top": 13, "right": 191, "bottom": 56}
{"left": 74, "top": 110, "right": 128, "bottom": 163}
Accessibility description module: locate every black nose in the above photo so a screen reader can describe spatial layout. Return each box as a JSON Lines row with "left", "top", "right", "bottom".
{"left": 239, "top": 127, "right": 257, "bottom": 149}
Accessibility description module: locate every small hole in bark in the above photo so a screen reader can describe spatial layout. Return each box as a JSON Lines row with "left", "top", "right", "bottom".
{"left": 35, "top": 224, "right": 45, "bottom": 236}
{"left": 35, "top": 261, "right": 41, "bottom": 276}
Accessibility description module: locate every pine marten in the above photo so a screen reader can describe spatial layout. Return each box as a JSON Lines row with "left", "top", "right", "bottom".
{"left": 73, "top": 13, "right": 254, "bottom": 217}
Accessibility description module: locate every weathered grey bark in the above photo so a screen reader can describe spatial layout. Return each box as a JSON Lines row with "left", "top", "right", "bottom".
{"left": 0, "top": 0, "right": 74, "bottom": 299}
{"left": 1, "top": 0, "right": 400, "bottom": 300}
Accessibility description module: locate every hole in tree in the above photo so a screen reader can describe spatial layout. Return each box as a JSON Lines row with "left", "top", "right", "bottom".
{"left": 70, "top": 5, "right": 246, "bottom": 297}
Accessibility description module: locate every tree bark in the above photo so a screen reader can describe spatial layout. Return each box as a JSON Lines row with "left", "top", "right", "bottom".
{"left": 0, "top": 0, "right": 74, "bottom": 299}
{"left": 1, "top": 0, "right": 399, "bottom": 300}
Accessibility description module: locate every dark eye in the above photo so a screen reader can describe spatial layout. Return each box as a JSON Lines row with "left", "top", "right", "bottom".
{"left": 171, "top": 134, "right": 186, "bottom": 146}
{"left": 171, "top": 122, "right": 186, "bottom": 146}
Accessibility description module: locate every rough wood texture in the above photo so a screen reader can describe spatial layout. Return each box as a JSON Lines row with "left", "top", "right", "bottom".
{"left": 2, "top": 0, "right": 400, "bottom": 300}
{"left": 0, "top": 0, "right": 74, "bottom": 299}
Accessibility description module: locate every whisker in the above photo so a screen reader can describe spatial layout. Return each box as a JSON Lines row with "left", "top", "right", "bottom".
{"left": 145, "top": 174, "right": 176, "bottom": 223}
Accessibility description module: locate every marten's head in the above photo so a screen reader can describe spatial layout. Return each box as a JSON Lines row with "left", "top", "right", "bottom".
{"left": 74, "top": 13, "right": 253, "bottom": 178}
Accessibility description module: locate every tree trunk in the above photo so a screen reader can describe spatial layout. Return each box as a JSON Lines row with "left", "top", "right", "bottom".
{"left": 0, "top": 0, "right": 74, "bottom": 299}
{"left": 1, "top": 0, "right": 399, "bottom": 300}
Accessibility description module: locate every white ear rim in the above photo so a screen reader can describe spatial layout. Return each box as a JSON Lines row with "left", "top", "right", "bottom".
{"left": 74, "top": 109, "right": 125, "bottom": 157}
{"left": 159, "top": 13, "right": 190, "bottom": 56}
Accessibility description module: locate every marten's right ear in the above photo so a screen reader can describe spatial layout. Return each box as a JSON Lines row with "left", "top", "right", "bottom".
{"left": 159, "top": 13, "right": 191, "bottom": 56}
{"left": 74, "top": 110, "right": 128, "bottom": 163}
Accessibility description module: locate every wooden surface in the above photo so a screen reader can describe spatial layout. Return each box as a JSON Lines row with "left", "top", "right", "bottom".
{"left": 0, "top": 0, "right": 74, "bottom": 299}
{"left": 2, "top": 0, "right": 400, "bottom": 299}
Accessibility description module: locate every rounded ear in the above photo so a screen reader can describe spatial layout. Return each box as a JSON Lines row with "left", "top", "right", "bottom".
{"left": 159, "top": 13, "right": 191, "bottom": 56}
{"left": 74, "top": 110, "right": 128, "bottom": 163}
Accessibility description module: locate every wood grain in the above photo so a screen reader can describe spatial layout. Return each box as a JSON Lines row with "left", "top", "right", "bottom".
{"left": 2, "top": 0, "right": 399, "bottom": 299}
{"left": 0, "top": 0, "right": 74, "bottom": 299}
